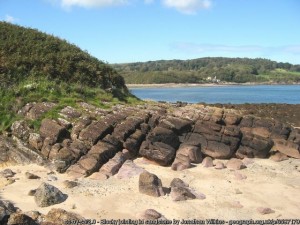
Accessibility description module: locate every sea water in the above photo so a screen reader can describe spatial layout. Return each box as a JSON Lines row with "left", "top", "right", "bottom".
{"left": 130, "top": 85, "right": 300, "bottom": 104}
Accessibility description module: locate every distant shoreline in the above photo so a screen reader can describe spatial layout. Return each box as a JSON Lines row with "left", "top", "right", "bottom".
{"left": 127, "top": 82, "right": 300, "bottom": 88}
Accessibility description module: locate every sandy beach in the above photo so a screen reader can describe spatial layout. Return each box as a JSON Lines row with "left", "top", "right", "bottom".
{"left": 1, "top": 157, "right": 299, "bottom": 221}
{"left": 126, "top": 83, "right": 300, "bottom": 88}
{"left": 127, "top": 83, "right": 242, "bottom": 88}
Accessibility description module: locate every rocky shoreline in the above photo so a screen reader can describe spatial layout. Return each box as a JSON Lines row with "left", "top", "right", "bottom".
{"left": 0, "top": 101, "right": 299, "bottom": 224}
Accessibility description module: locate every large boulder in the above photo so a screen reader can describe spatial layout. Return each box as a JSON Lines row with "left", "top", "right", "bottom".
{"left": 34, "top": 183, "right": 67, "bottom": 207}
{"left": 139, "top": 171, "right": 164, "bottom": 197}
{"left": 40, "top": 119, "right": 69, "bottom": 143}
{"left": 139, "top": 126, "right": 180, "bottom": 166}
{"left": 139, "top": 141, "right": 176, "bottom": 166}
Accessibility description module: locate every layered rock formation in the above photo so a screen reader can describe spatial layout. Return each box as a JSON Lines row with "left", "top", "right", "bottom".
{"left": 1, "top": 102, "right": 299, "bottom": 178}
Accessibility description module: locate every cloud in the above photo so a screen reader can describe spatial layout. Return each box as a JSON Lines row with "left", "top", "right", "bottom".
{"left": 50, "top": 0, "right": 212, "bottom": 13}
{"left": 58, "top": 0, "right": 129, "bottom": 8}
{"left": 4, "top": 15, "right": 18, "bottom": 23}
{"left": 162, "top": 0, "right": 212, "bottom": 14}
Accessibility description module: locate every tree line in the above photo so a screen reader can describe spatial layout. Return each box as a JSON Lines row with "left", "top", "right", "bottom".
{"left": 112, "top": 57, "right": 300, "bottom": 84}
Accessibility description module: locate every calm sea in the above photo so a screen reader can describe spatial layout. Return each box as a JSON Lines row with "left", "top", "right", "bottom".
{"left": 130, "top": 85, "right": 300, "bottom": 104}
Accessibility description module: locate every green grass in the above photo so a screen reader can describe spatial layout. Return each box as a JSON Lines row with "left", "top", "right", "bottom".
{"left": 0, "top": 77, "right": 141, "bottom": 133}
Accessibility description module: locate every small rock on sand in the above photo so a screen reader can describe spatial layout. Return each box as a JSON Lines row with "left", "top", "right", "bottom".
{"left": 62, "top": 180, "right": 78, "bottom": 188}
{"left": 270, "top": 152, "right": 289, "bottom": 162}
{"left": 234, "top": 172, "right": 247, "bottom": 180}
{"left": 25, "top": 172, "right": 40, "bottom": 179}
{"left": 257, "top": 207, "right": 275, "bottom": 215}
{"left": 202, "top": 157, "right": 214, "bottom": 168}
{"left": 215, "top": 161, "right": 226, "bottom": 169}
{"left": 0, "top": 169, "right": 16, "bottom": 178}
{"left": 139, "top": 171, "right": 165, "bottom": 197}
{"left": 137, "top": 209, "right": 166, "bottom": 220}
{"left": 227, "top": 158, "right": 246, "bottom": 170}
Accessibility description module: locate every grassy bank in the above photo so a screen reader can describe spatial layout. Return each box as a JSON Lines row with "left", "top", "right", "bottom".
{"left": 0, "top": 78, "right": 140, "bottom": 132}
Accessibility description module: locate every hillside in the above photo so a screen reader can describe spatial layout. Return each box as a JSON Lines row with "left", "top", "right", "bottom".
{"left": 112, "top": 57, "right": 300, "bottom": 84}
{"left": 0, "top": 22, "right": 127, "bottom": 90}
{"left": 0, "top": 22, "right": 136, "bottom": 131}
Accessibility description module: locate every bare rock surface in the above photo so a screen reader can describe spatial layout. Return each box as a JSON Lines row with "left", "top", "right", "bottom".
{"left": 116, "top": 160, "right": 145, "bottom": 179}
{"left": 34, "top": 183, "right": 67, "bottom": 207}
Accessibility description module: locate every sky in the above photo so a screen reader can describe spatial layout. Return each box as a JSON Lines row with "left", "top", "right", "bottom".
{"left": 0, "top": 0, "right": 300, "bottom": 64}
